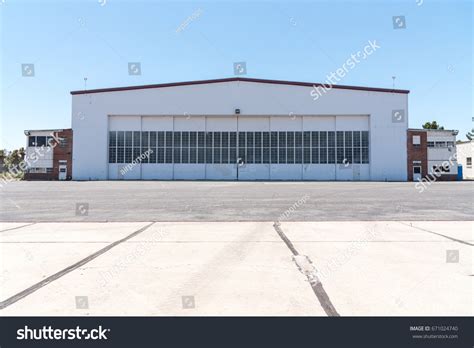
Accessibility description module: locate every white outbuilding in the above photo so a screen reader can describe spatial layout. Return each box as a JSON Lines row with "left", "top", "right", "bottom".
{"left": 71, "top": 77, "right": 409, "bottom": 181}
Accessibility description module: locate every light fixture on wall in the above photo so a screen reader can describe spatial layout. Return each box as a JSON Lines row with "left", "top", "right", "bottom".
{"left": 235, "top": 109, "right": 240, "bottom": 114}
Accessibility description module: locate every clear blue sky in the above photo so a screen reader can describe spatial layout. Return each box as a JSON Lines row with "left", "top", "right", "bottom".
{"left": 1, "top": 0, "right": 472, "bottom": 150}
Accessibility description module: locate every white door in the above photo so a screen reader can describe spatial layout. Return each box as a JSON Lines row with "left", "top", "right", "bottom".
{"left": 58, "top": 165, "right": 67, "bottom": 180}
{"left": 413, "top": 166, "right": 422, "bottom": 181}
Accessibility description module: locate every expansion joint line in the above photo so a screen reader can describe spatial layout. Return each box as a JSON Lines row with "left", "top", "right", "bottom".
{"left": 0, "top": 222, "right": 155, "bottom": 310}
{"left": 273, "top": 222, "right": 339, "bottom": 317}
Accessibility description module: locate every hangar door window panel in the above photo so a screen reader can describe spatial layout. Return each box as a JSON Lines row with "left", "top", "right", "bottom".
{"left": 213, "top": 132, "right": 222, "bottom": 164}
{"left": 286, "top": 132, "right": 294, "bottom": 164}
{"left": 262, "top": 132, "right": 270, "bottom": 164}
{"left": 303, "top": 132, "right": 311, "bottom": 164}
{"left": 344, "top": 131, "right": 353, "bottom": 164}
{"left": 353, "top": 131, "right": 361, "bottom": 164}
{"left": 109, "top": 131, "right": 117, "bottom": 163}
{"left": 238, "top": 132, "right": 246, "bottom": 163}
{"left": 229, "top": 132, "right": 237, "bottom": 164}
{"left": 165, "top": 131, "right": 173, "bottom": 164}
{"left": 189, "top": 132, "right": 197, "bottom": 164}
{"left": 141, "top": 131, "right": 149, "bottom": 164}
{"left": 149, "top": 132, "right": 157, "bottom": 163}
{"left": 254, "top": 132, "right": 262, "bottom": 164}
{"left": 327, "top": 131, "right": 336, "bottom": 164}
{"left": 107, "top": 129, "right": 369, "bottom": 166}
{"left": 197, "top": 132, "right": 205, "bottom": 164}
{"left": 181, "top": 131, "right": 189, "bottom": 164}
{"left": 311, "top": 132, "right": 319, "bottom": 164}
{"left": 319, "top": 131, "right": 328, "bottom": 164}
{"left": 361, "top": 131, "right": 369, "bottom": 164}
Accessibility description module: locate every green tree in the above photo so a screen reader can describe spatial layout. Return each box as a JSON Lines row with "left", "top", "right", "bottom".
{"left": 5, "top": 148, "right": 25, "bottom": 171}
{"left": 422, "top": 121, "right": 444, "bottom": 130}
{"left": 466, "top": 129, "right": 474, "bottom": 141}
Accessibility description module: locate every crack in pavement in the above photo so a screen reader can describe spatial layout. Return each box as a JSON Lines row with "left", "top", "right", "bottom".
{"left": 0, "top": 222, "right": 155, "bottom": 310}
{"left": 273, "top": 222, "right": 339, "bottom": 317}
{"left": 398, "top": 222, "right": 473, "bottom": 247}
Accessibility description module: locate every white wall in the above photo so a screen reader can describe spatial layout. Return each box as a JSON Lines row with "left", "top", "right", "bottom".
{"left": 71, "top": 81, "right": 408, "bottom": 181}
{"left": 456, "top": 141, "right": 473, "bottom": 179}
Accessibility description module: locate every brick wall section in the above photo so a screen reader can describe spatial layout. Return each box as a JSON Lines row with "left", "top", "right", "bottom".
{"left": 52, "top": 129, "right": 73, "bottom": 180}
{"left": 407, "top": 130, "right": 427, "bottom": 181}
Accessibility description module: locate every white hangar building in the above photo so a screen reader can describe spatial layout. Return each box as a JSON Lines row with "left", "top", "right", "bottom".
{"left": 71, "top": 77, "right": 409, "bottom": 181}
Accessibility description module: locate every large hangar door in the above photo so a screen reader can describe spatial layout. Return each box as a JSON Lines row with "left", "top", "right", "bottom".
{"left": 237, "top": 117, "right": 270, "bottom": 180}
{"left": 205, "top": 117, "right": 238, "bottom": 180}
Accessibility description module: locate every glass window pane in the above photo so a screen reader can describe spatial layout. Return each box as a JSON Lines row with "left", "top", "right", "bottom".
{"left": 362, "top": 131, "right": 369, "bottom": 147}
{"left": 117, "top": 131, "right": 125, "bottom": 147}
{"left": 214, "top": 132, "right": 221, "bottom": 148}
{"left": 328, "top": 148, "right": 336, "bottom": 164}
{"left": 150, "top": 132, "right": 157, "bottom": 148}
{"left": 189, "top": 132, "right": 197, "bottom": 147}
{"left": 320, "top": 148, "right": 327, "bottom": 164}
{"left": 263, "top": 132, "right": 270, "bottom": 147}
{"left": 328, "top": 131, "right": 335, "bottom": 147}
{"left": 109, "top": 147, "right": 116, "bottom": 163}
{"left": 263, "top": 147, "right": 270, "bottom": 164}
{"left": 270, "top": 148, "right": 278, "bottom": 164}
{"left": 214, "top": 148, "right": 221, "bottom": 164}
{"left": 198, "top": 148, "right": 205, "bottom": 163}
{"left": 28, "top": 136, "right": 36, "bottom": 146}
{"left": 222, "top": 147, "right": 229, "bottom": 164}
{"left": 229, "top": 132, "right": 237, "bottom": 148}
{"left": 336, "top": 131, "right": 344, "bottom": 148}
{"left": 117, "top": 148, "right": 124, "bottom": 163}
{"left": 311, "top": 147, "right": 319, "bottom": 164}
{"left": 182, "top": 148, "right": 189, "bottom": 163}
{"left": 36, "top": 136, "right": 46, "bottom": 147}
{"left": 287, "top": 132, "right": 294, "bottom": 148}
{"left": 229, "top": 148, "right": 237, "bottom": 163}
{"left": 345, "top": 131, "right": 352, "bottom": 148}
{"left": 362, "top": 147, "right": 369, "bottom": 163}
{"left": 303, "top": 148, "right": 311, "bottom": 164}
{"left": 287, "top": 148, "right": 295, "bottom": 164}
{"left": 311, "top": 132, "right": 319, "bottom": 147}
{"left": 319, "top": 131, "right": 327, "bottom": 148}
{"left": 295, "top": 132, "right": 302, "bottom": 148}
{"left": 353, "top": 148, "right": 361, "bottom": 164}
{"left": 295, "top": 148, "right": 302, "bottom": 163}
{"left": 206, "top": 148, "right": 213, "bottom": 164}
{"left": 165, "top": 147, "right": 172, "bottom": 163}
{"left": 125, "top": 131, "right": 133, "bottom": 147}
{"left": 109, "top": 132, "right": 117, "bottom": 147}
{"left": 157, "top": 148, "right": 165, "bottom": 163}
{"left": 174, "top": 132, "right": 181, "bottom": 148}
{"left": 198, "top": 132, "right": 205, "bottom": 147}
{"left": 271, "top": 132, "right": 278, "bottom": 148}
{"left": 222, "top": 132, "right": 229, "bottom": 147}
{"left": 353, "top": 131, "right": 361, "bottom": 147}
{"left": 206, "top": 132, "right": 213, "bottom": 148}
{"left": 303, "top": 131, "right": 311, "bottom": 147}
{"left": 337, "top": 148, "right": 344, "bottom": 164}
{"left": 133, "top": 131, "right": 140, "bottom": 147}
{"left": 182, "top": 131, "right": 189, "bottom": 147}
{"left": 165, "top": 131, "right": 173, "bottom": 147}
